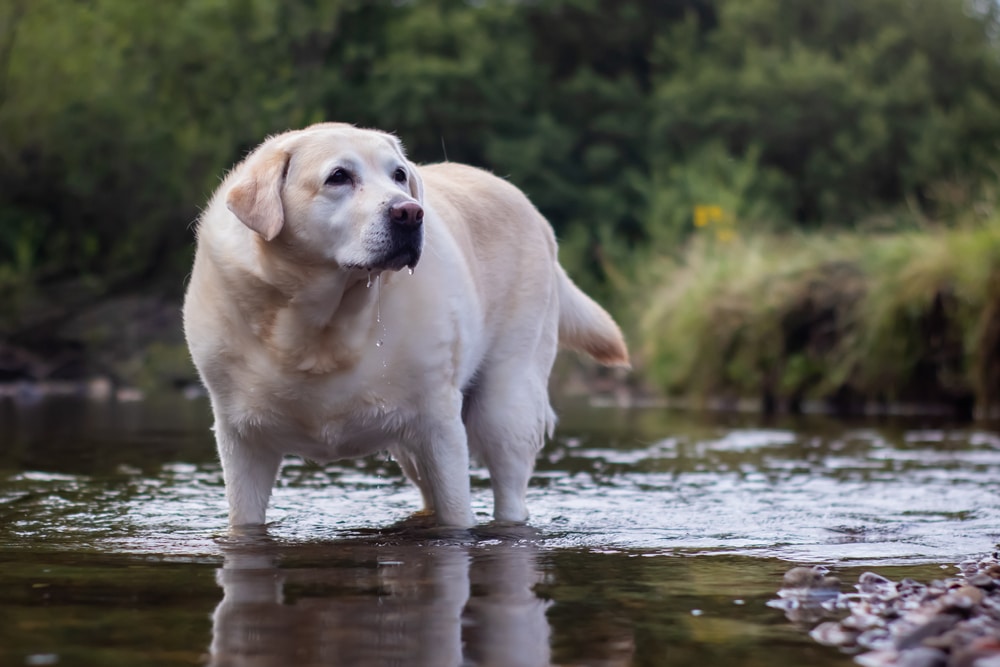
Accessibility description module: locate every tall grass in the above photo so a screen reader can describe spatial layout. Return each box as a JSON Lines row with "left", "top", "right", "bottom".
{"left": 636, "top": 219, "right": 1000, "bottom": 416}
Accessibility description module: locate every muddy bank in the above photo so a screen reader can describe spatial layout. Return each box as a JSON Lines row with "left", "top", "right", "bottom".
{"left": 0, "top": 294, "right": 635, "bottom": 405}
{"left": 638, "top": 224, "right": 1000, "bottom": 420}
{"left": 0, "top": 295, "right": 199, "bottom": 397}
{"left": 5, "top": 262, "right": 1000, "bottom": 420}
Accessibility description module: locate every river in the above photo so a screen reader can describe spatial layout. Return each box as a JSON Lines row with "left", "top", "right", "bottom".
{"left": 1, "top": 394, "right": 997, "bottom": 666}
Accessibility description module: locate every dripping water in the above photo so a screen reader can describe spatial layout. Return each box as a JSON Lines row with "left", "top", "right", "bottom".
{"left": 375, "top": 274, "right": 384, "bottom": 348}
{"left": 376, "top": 275, "right": 389, "bottom": 383}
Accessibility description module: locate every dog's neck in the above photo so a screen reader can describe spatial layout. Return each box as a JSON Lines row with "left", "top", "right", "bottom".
{"left": 230, "top": 239, "right": 385, "bottom": 374}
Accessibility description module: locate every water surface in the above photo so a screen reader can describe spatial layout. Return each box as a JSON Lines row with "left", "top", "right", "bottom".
{"left": 1, "top": 395, "right": 997, "bottom": 666}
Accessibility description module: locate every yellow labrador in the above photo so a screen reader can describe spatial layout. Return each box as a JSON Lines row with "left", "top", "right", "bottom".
{"left": 183, "top": 123, "right": 628, "bottom": 528}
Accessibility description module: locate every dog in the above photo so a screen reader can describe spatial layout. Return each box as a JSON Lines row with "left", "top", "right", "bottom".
{"left": 183, "top": 123, "right": 628, "bottom": 528}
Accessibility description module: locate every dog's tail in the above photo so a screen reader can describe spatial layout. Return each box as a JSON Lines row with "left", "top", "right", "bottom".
{"left": 556, "top": 264, "right": 630, "bottom": 367}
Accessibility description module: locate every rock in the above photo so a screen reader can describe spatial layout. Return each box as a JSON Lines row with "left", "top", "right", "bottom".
{"left": 967, "top": 573, "right": 996, "bottom": 590}
{"left": 859, "top": 571, "right": 898, "bottom": 597}
{"left": 809, "top": 620, "right": 857, "bottom": 647}
{"left": 896, "top": 646, "right": 947, "bottom": 667}
{"left": 857, "top": 627, "right": 892, "bottom": 650}
{"left": 855, "top": 649, "right": 899, "bottom": 667}
{"left": 775, "top": 552, "right": 1000, "bottom": 667}
{"left": 952, "top": 637, "right": 1000, "bottom": 667}
{"left": 773, "top": 565, "right": 843, "bottom": 624}
{"left": 782, "top": 565, "right": 839, "bottom": 590}
{"left": 779, "top": 565, "right": 841, "bottom": 601}
{"left": 939, "top": 586, "right": 985, "bottom": 613}
{"left": 894, "top": 613, "right": 960, "bottom": 650}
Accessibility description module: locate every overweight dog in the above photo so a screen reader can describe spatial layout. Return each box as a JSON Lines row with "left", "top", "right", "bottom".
{"left": 183, "top": 123, "right": 628, "bottom": 528}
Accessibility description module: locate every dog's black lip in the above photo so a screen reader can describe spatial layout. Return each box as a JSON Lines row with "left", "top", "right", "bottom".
{"left": 350, "top": 247, "right": 421, "bottom": 273}
{"left": 385, "top": 247, "right": 420, "bottom": 271}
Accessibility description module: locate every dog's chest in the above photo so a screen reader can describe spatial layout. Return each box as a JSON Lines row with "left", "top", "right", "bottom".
{"left": 226, "top": 353, "right": 426, "bottom": 461}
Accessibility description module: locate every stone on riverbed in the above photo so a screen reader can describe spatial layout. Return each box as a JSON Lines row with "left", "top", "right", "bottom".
{"left": 773, "top": 553, "right": 1000, "bottom": 667}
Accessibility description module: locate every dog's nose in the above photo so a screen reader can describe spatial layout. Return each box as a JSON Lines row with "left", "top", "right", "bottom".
{"left": 389, "top": 201, "right": 424, "bottom": 228}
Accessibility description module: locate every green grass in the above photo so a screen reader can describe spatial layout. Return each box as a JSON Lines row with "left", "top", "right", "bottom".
{"left": 634, "top": 219, "right": 1000, "bottom": 415}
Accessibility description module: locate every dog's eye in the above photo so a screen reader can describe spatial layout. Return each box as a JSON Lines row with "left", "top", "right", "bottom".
{"left": 393, "top": 167, "right": 407, "bottom": 184}
{"left": 325, "top": 168, "right": 351, "bottom": 186}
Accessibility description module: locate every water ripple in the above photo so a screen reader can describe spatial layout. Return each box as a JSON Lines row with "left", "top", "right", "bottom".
{"left": 1, "top": 400, "right": 998, "bottom": 566}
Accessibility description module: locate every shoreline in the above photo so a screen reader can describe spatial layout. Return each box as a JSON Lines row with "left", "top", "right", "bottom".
{"left": 773, "top": 554, "right": 1000, "bottom": 667}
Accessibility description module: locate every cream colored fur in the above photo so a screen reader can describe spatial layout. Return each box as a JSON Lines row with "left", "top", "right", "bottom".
{"left": 183, "top": 123, "right": 628, "bottom": 529}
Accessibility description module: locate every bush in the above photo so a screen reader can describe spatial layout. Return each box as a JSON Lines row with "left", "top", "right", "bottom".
{"left": 638, "top": 214, "right": 1000, "bottom": 415}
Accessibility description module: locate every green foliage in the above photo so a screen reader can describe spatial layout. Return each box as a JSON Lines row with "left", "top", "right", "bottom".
{"left": 651, "top": 0, "right": 1000, "bottom": 226}
{"left": 639, "top": 216, "right": 1000, "bottom": 414}
{"left": 2, "top": 0, "right": 1000, "bottom": 385}
{"left": 647, "top": 142, "right": 793, "bottom": 248}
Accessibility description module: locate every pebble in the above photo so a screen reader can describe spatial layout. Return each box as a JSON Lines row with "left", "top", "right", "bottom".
{"left": 810, "top": 620, "right": 858, "bottom": 647}
{"left": 859, "top": 571, "right": 898, "bottom": 597}
{"left": 783, "top": 565, "right": 842, "bottom": 592}
{"left": 768, "top": 565, "right": 843, "bottom": 625}
{"left": 967, "top": 573, "right": 996, "bottom": 590}
{"left": 897, "top": 646, "right": 948, "bottom": 667}
{"left": 773, "top": 552, "right": 1000, "bottom": 667}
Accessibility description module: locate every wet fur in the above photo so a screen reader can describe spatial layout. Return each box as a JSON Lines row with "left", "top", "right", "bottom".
{"left": 183, "top": 122, "right": 628, "bottom": 528}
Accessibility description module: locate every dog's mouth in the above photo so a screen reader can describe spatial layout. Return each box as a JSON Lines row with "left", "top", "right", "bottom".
{"left": 349, "top": 221, "right": 423, "bottom": 273}
{"left": 378, "top": 245, "right": 421, "bottom": 272}
{"left": 352, "top": 243, "right": 421, "bottom": 273}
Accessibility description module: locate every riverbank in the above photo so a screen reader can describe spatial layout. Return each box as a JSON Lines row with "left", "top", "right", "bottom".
{"left": 0, "top": 295, "right": 198, "bottom": 398}
{"left": 0, "top": 295, "right": 631, "bottom": 405}
{"left": 4, "top": 220, "right": 1000, "bottom": 418}
{"left": 636, "top": 218, "right": 1000, "bottom": 419}
{"left": 773, "top": 555, "right": 1000, "bottom": 667}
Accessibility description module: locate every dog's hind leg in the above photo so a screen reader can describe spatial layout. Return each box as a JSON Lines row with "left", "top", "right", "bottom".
{"left": 215, "top": 422, "right": 283, "bottom": 528}
{"left": 466, "top": 364, "right": 555, "bottom": 524}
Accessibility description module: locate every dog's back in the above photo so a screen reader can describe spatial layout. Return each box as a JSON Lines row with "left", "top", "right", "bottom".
{"left": 419, "top": 162, "right": 628, "bottom": 368}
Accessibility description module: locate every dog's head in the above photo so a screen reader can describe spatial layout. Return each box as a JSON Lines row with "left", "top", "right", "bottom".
{"left": 225, "top": 123, "right": 425, "bottom": 272}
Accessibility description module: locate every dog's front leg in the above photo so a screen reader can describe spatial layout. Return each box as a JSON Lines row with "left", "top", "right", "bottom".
{"left": 414, "top": 413, "right": 475, "bottom": 528}
{"left": 215, "top": 422, "right": 283, "bottom": 528}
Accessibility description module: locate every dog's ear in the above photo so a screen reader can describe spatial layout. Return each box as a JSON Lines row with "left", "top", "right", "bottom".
{"left": 226, "top": 145, "right": 290, "bottom": 241}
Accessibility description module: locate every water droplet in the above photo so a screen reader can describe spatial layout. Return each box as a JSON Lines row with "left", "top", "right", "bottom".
{"left": 408, "top": 268, "right": 414, "bottom": 275}
{"left": 366, "top": 272, "right": 373, "bottom": 289}
{"left": 376, "top": 274, "right": 382, "bottom": 323}
{"left": 376, "top": 339, "right": 383, "bottom": 347}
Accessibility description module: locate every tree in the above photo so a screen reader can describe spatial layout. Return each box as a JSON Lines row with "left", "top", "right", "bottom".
{"left": 651, "top": 0, "right": 1000, "bottom": 231}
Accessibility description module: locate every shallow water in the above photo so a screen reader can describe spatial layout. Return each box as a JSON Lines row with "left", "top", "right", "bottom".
{"left": 0, "top": 395, "right": 997, "bottom": 666}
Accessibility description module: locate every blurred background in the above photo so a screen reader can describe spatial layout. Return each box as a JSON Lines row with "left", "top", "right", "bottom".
{"left": 2, "top": 0, "right": 1000, "bottom": 416}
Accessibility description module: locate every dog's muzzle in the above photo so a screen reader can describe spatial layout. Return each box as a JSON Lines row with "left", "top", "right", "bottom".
{"left": 372, "top": 201, "right": 424, "bottom": 271}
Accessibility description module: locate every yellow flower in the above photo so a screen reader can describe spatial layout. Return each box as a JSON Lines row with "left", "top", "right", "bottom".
{"left": 694, "top": 205, "right": 725, "bottom": 228}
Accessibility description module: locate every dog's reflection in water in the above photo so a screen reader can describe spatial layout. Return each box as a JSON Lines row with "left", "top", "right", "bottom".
{"left": 210, "top": 528, "right": 551, "bottom": 667}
